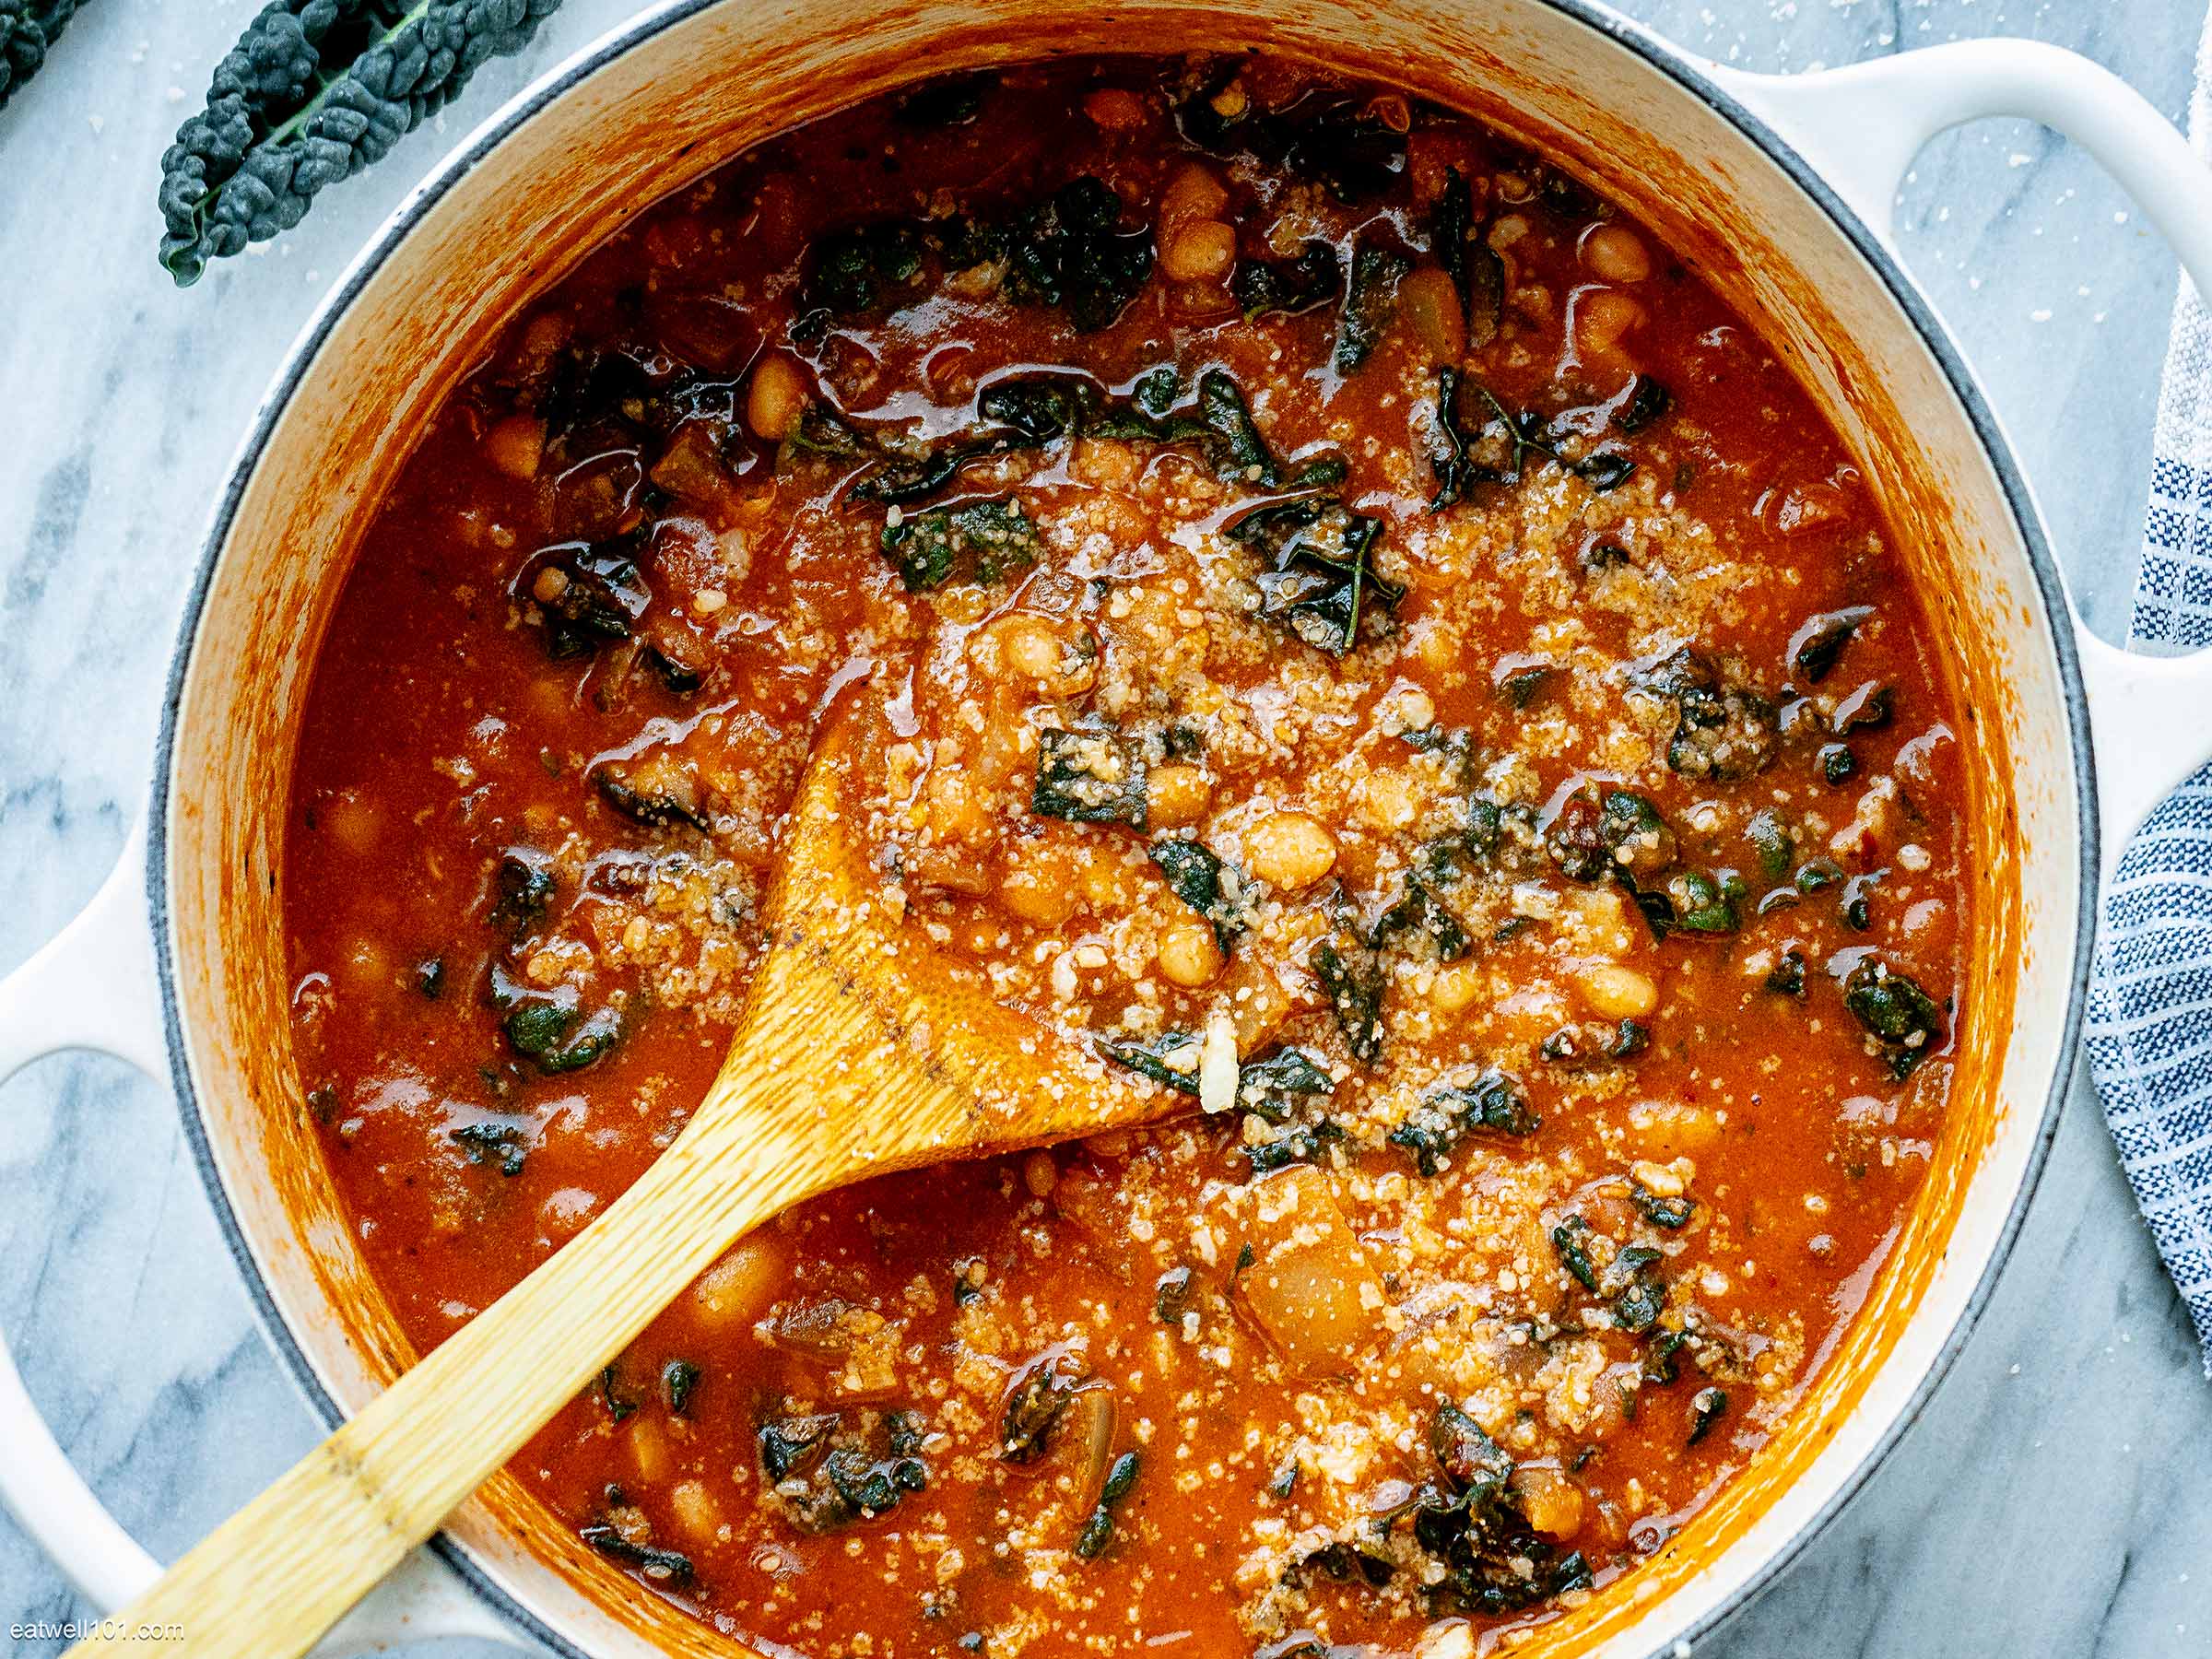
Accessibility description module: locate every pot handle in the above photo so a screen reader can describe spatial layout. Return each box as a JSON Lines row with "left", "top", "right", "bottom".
{"left": 0, "top": 824, "right": 536, "bottom": 1654}
{"left": 1714, "top": 40, "right": 2212, "bottom": 876}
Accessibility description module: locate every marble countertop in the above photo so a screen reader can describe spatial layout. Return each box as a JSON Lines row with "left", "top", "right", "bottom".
{"left": 2, "top": 1, "right": 2206, "bottom": 1653}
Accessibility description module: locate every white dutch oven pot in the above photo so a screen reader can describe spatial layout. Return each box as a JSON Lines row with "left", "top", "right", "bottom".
{"left": 5, "top": 2, "right": 2212, "bottom": 1654}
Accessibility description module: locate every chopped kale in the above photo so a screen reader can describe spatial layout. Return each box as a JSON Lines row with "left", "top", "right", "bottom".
{"left": 1787, "top": 605, "right": 1876, "bottom": 684}
{"left": 1544, "top": 785, "right": 1675, "bottom": 886}
{"left": 1150, "top": 837, "right": 1243, "bottom": 947}
{"left": 1832, "top": 681, "right": 1895, "bottom": 735}
{"left": 1745, "top": 808, "right": 1794, "bottom": 881}
{"left": 579, "top": 1523, "right": 694, "bottom": 1586}
{"left": 1431, "top": 168, "right": 1502, "bottom": 349}
{"left": 1630, "top": 1182, "right": 1695, "bottom": 1229}
{"left": 1687, "top": 1386, "right": 1730, "bottom": 1446}
{"left": 1550, "top": 1216, "right": 1601, "bottom": 1291}
{"left": 1370, "top": 869, "right": 1470, "bottom": 963}
{"left": 1035, "top": 726, "right": 1147, "bottom": 826}
{"left": 1765, "top": 947, "right": 1807, "bottom": 999}
{"left": 1668, "top": 869, "right": 1742, "bottom": 935}
{"left": 1074, "top": 1449, "right": 1142, "bottom": 1560}
{"left": 1614, "top": 374, "right": 1673, "bottom": 434}
{"left": 450, "top": 1119, "right": 528, "bottom": 1177}
{"left": 1817, "top": 742, "right": 1857, "bottom": 785}
{"left": 1236, "top": 1045, "right": 1336, "bottom": 1122}
{"left": 1153, "top": 1265, "right": 1194, "bottom": 1323}
{"left": 1841, "top": 870, "right": 1883, "bottom": 931}
{"left": 1233, "top": 494, "right": 1403, "bottom": 656}
{"left": 1241, "top": 1121, "right": 1347, "bottom": 1175}
{"left": 1232, "top": 240, "right": 1342, "bottom": 318}
{"left": 1313, "top": 938, "right": 1386, "bottom": 1062}
{"left": 1097, "top": 1030, "right": 1201, "bottom": 1093}
{"left": 1390, "top": 1070, "right": 1536, "bottom": 1174}
{"left": 759, "top": 1412, "right": 840, "bottom": 1480}
{"left": 893, "top": 68, "right": 994, "bottom": 126}
{"left": 488, "top": 966, "right": 623, "bottom": 1075}
{"left": 797, "top": 219, "right": 926, "bottom": 325}
{"left": 488, "top": 848, "right": 557, "bottom": 937}
{"left": 661, "top": 1359, "right": 701, "bottom": 1417}
{"left": 1399, "top": 1402, "right": 1594, "bottom": 1616}
{"left": 521, "top": 542, "right": 652, "bottom": 660}
{"left": 999, "top": 1364, "right": 1076, "bottom": 1463}
{"left": 596, "top": 1365, "right": 638, "bottom": 1423}
{"left": 1794, "top": 857, "right": 1845, "bottom": 895}
{"left": 1496, "top": 661, "right": 1556, "bottom": 709}
{"left": 1004, "top": 174, "right": 1155, "bottom": 331}
{"left": 0, "top": 0, "right": 85, "bottom": 114}
{"left": 881, "top": 497, "right": 1041, "bottom": 591}
{"left": 1641, "top": 645, "right": 1779, "bottom": 782}
{"left": 1842, "top": 956, "right": 1947, "bottom": 1079}
{"left": 594, "top": 755, "right": 711, "bottom": 833}
{"left": 1335, "top": 241, "right": 1410, "bottom": 374}
{"left": 1539, "top": 1018, "right": 1648, "bottom": 1066}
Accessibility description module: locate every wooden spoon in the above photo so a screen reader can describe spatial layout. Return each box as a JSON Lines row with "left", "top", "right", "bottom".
{"left": 76, "top": 678, "right": 1170, "bottom": 1657}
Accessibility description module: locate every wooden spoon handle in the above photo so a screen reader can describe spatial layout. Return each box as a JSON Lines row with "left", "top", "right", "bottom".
{"left": 66, "top": 1046, "right": 812, "bottom": 1659}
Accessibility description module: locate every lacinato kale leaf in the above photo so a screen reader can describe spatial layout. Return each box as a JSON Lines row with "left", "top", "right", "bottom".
{"left": 1390, "top": 1070, "right": 1536, "bottom": 1174}
{"left": 881, "top": 497, "right": 1040, "bottom": 592}
{"left": 1150, "top": 836, "right": 1244, "bottom": 947}
{"left": 1233, "top": 494, "right": 1402, "bottom": 656}
{"left": 159, "top": 0, "right": 567, "bottom": 286}
{"left": 1232, "top": 239, "right": 1342, "bottom": 319}
{"left": 1003, "top": 174, "right": 1155, "bottom": 331}
{"left": 1842, "top": 956, "right": 1947, "bottom": 1078}
{"left": 1, "top": 0, "right": 85, "bottom": 112}
{"left": 1335, "top": 241, "right": 1409, "bottom": 374}
{"left": 488, "top": 965, "right": 622, "bottom": 1074}
{"left": 1036, "top": 726, "right": 1147, "bottom": 826}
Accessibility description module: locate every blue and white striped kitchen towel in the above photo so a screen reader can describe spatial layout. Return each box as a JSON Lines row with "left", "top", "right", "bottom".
{"left": 2081, "top": 6, "right": 2212, "bottom": 1376}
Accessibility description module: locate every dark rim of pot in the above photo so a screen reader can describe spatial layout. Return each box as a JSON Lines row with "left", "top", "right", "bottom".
{"left": 144, "top": 3, "right": 2095, "bottom": 1654}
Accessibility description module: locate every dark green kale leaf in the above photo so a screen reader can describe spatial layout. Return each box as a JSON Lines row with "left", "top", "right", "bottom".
{"left": 759, "top": 1408, "right": 929, "bottom": 1532}
{"left": 1335, "top": 241, "right": 1410, "bottom": 374}
{"left": 1543, "top": 786, "right": 1676, "bottom": 886}
{"left": 1241, "top": 1120, "right": 1347, "bottom": 1175}
{"left": 1313, "top": 938, "right": 1386, "bottom": 1062}
{"left": 1390, "top": 1070, "right": 1536, "bottom": 1175}
{"left": 488, "top": 965, "right": 622, "bottom": 1074}
{"left": 1236, "top": 1046, "right": 1335, "bottom": 1122}
{"left": 1370, "top": 869, "right": 1470, "bottom": 963}
{"left": 1233, "top": 495, "right": 1402, "bottom": 656}
{"left": 661, "top": 1358, "right": 701, "bottom": 1416}
{"left": 1, "top": 0, "right": 85, "bottom": 112}
{"left": 1550, "top": 1215, "right": 1601, "bottom": 1291}
{"left": 1430, "top": 168, "right": 1501, "bottom": 349}
{"left": 1073, "top": 1449, "right": 1142, "bottom": 1560}
{"left": 1400, "top": 1402, "right": 1593, "bottom": 1616}
{"left": 1687, "top": 1385, "right": 1729, "bottom": 1446}
{"left": 517, "top": 541, "right": 652, "bottom": 660}
{"left": 797, "top": 220, "right": 926, "bottom": 327}
{"left": 1630, "top": 1182, "right": 1695, "bottom": 1229}
{"left": 1036, "top": 726, "right": 1147, "bottom": 826}
{"left": 1232, "top": 240, "right": 1342, "bottom": 319}
{"left": 1842, "top": 956, "right": 1947, "bottom": 1078}
{"left": 487, "top": 848, "right": 556, "bottom": 937}
{"left": 1641, "top": 645, "right": 1780, "bottom": 782}
{"left": 1004, "top": 174, "right": 1154, "bottom": 332}
{"left": 1150, "top": 836, "right": 1244, "bottom": 947}
{"left": 1097, "top": 1030, "right": 1201, "bottom": 1093}
{"left": 579, "top": 1523, "right": 693, "bottom": 1586}
{"left": 450, "top": 1118, "right": 529, "bottom": 1176}
{"left": 1666, "top": 869, "right": 1744, "bottom": 935}
{"left": 1153, "top": 1265, "right": 1194, "bottom": 1322}
{"left": 1613, "top": 373, "right": 1673, "bottom": 434}
{"left": 1428, "top": 372, "right": 1634, "bottom": 505}
{"left": 1787, "top": 605, "right": 1876, "bottom": 684}
{"left": 999, "top": 1363, "right": 1076, "bottom": 1463}
{"left": 881, "top": 497, "right": 1040, "bottom": 592}
{"left": 159, "top": 0, "right": 567, "bottom": 286}
{"left": 1745, "top": 808, "right": 1794, "bottom": 881}
{"left": 1764, "top": 947, "right": 1807, "bottom": 999}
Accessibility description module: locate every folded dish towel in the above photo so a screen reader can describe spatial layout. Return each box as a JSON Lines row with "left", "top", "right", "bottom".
{"left": 2082, "top": 6, "right": 2212, "bottom": 1376}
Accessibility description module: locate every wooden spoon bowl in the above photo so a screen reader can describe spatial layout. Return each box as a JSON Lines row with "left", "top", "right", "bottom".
{"left": 74, "top": 678, "right": 1169, "bottom": 1658}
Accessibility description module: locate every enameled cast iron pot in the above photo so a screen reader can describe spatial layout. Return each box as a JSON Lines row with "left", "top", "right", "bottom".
{"left": 7, "top": 3, "right": 2212, "bottom": 1654}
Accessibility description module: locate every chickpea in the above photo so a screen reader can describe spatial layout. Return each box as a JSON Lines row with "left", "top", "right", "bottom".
{"left": 629, "top": 1414, "right": 673, "bottom": 1486}
{"left": 1147, "top": 762, "right": 1212, "bottom": 828}
{"left": 998, "top": 838, "right": 1083, "bottom": 927}
{"left": 1576, "top": 960, "right": 1657, "bottom": 1019}
{"left": 1573, "top": 287, "right": 1648, "bottom": 360}
{"left": 1156, "top": 913, "right": 1226, "bottom": 988}
{"left": 668, "top": 1479, "right": 723, "bottom": 1547}
{"left": 1022, "top": 1149, "right": 1060, "bottom": 1198}
{"left": 1162, "top": 218, "right": 1236, "bottom": 283}
{"left": 1430, "top": 960, "right": 1483, "bottom": 1014}
{"left": 982, "top": 612, "right": 1096, "bottom": 699}
{"left": 1083, "top": 88, "right": 1147, "bottom": 130}
{"left": 692, "top": 1233, "right": 784, "bottom": 1331}
{"left": 746, "top": 354, "right": 808, "bottom": 441}
{"left": 483, "top": 414, "right": 546, "bottom": 481}
{"left": 1158, "top": 162, "right": 1235, "bottom": 284}
{"left": 1580, "top": 222, "right": 1653, "bottom": 284}
{"left": 530, "top": 564, "right": 571, "bottom": 606}
{"left": 1244, "top": 812, "right": 1336, "bottom": 891}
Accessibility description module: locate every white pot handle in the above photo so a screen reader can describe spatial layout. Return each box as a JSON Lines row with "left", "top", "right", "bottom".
{"left": 1714, "top": 40, "right": 2212, "bottom": 877}
{"left": 0, "top": 822, "right": 535, "bottom": 1653}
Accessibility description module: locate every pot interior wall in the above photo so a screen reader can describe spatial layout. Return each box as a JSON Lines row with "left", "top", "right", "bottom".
{"left": 160, "top": 1, "right": 2073, "bottom": 1653}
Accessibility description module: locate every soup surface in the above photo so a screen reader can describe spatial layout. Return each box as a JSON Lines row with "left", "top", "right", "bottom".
{"left": 286, "top": 53, "right": 1966, "bottom": 1659}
